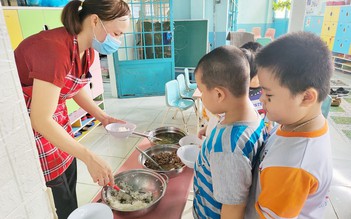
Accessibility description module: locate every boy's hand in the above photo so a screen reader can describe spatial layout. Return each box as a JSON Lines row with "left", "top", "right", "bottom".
{"left": 198, "top": 125, "right": 207, "bottom": 139}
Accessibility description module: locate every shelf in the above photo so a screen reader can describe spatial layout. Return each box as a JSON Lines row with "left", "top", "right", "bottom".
{"left": 72, "top": 117, "right": 95, "bottom": 134}
{"left": 69, "top": 108, "right": 87, "bottom": 124}
{"left": 335, "top": 67, "right": 351, "bottom": 73}
{"left": 75, "top": 120, "right": 101, "bottom": 142}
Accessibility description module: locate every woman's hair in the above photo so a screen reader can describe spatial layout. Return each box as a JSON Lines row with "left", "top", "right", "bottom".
{"left": 61, "top": 0, "right": 130, "bottom": 35}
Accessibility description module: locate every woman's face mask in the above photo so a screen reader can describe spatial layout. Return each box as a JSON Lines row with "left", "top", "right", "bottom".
{"left": 92, "top": 19, "right": 121, "bottom": 55}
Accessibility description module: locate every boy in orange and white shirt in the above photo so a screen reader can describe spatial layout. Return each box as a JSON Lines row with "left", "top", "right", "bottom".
{"left": 245, "top": 32, "right": 333, "bottom": 219}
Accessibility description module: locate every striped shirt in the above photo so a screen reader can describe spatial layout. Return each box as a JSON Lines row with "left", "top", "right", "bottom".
{"left": 193, "top": 117, "right": 265, "bottom": 219}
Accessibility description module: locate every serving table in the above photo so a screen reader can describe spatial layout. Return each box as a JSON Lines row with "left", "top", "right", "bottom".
{"left": 91, "top": 138, "right": 194, "bottom": 219}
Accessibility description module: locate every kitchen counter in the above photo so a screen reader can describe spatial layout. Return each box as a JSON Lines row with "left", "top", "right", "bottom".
{"left": 91, "top": 138, "right": 194, "bottom": 219}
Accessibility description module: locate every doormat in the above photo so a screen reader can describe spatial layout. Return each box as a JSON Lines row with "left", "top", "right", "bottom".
{"left": 329, "top": 95, "right": 351, "bottom": 142}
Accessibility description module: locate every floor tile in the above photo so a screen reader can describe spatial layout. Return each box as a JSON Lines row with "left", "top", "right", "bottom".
{"left": 77, "top": 155, "right": 124, "bottom": 184}
{"left": 329, "top": 185, "right": 351, "bottom": 219}
{"left": 76, "top": 183, "right": 101, "bottom": 207}
{"left": 324, "top": 199, "right": 338, "bottom": 219}
{"left": 332, "top": 159, "right": 351, "bottom": 187}
{"left": 181, "top": 200, "right": 194, "bottom": 219}
{"left": 89, "top": 134, "right": 139, "bottom": 158}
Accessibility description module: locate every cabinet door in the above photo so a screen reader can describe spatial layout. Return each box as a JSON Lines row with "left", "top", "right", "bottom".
{"left": 3, "top": 10, "right": 23, "bottom": 49}
{"left": 324, "top": 7, "right": 333, "bottom": 22}
{"left": 339, "top": 6, "right": 351, "bottom": 23}
{"left": 18, "top": 9, "right": 45, "bottom": 39}
{"left": 43, "top": 10, "right": 63, "bottom": 30}
{"left": 331, "top": 7, "right": 341, "bottom": 22}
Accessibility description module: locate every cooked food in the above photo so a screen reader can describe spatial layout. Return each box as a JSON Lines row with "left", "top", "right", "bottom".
{"left": 106, "top": 182, "right": 153, "bottom": 211}
{"left": 145, "top": 151, "right": 184, "bottom": 171}
{"left": 118, "top": 127, "right": 130, "bottom": 132}
{"left": 153, "top": 133, "right": 184, "bottom": 144}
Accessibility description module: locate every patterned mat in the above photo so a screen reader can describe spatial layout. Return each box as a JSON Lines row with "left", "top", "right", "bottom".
{"left": 329, "top": 97, "right": 351, "bottom": 142}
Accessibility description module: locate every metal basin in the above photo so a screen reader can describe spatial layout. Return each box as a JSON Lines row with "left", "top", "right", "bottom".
{"left": 147, "top": 126, "right": 187, "bottom": 145}
{"left": 138, "top": 144, "right": 186, "bottom": 178}
{"left": 101, "top": 169, "right": 168, "bottom": 217}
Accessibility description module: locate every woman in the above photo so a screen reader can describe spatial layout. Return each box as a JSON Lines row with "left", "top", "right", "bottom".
{"left": 14, "top": 0, "right": 130, "bottom": 218}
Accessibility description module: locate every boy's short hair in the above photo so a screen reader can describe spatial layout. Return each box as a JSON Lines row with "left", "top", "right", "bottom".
{"left": 195, "top": 45, "right": 250, "bottom": 97}
{"left": 255, "top": 32, "right": 333, "bottom": 102}
{"left": 241, "top": 42, "right": 262, "bottom": 80}
{"left": 241, "top": 42, "right": 263, "bottom": 52}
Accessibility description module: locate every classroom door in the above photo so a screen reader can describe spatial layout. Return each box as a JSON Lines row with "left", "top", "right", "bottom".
{"left": 114, "top": 0, "right": 175, "bottom": 98}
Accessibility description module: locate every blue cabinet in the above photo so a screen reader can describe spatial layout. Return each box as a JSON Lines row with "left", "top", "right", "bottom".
{"left": 339, "top": 6, "right": 351, "bottom": 23}
{"left": 333, "top": 38, "right": 351, "bottom": 54}
{"left": 304, "top": 16, "right": 324, "bottom": 35}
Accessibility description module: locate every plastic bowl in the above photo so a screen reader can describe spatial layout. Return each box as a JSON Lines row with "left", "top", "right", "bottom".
{"left": 176, "top": 145, "right": 200, "bottom": 169}
{"left": 105, "top": 122, "right": 136, "bottom": 138}
{"left": 68, "top": 203, "right": 113, "bottom": 219}
{"left": 179, "top": 135, "right": 203, "bottom": 147}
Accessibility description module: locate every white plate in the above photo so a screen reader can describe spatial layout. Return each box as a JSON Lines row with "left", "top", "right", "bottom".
{"left": 68, "top": 203, "right": 113, "bottom": 219}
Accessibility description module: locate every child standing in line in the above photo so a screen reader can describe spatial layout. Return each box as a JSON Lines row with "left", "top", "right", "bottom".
{"left": 247, "top": 32, "right": 333, "bottom": 219}
{"left": 198, "top": 42, "right": 264, "bottom": 139}
{"left": 193, "top": 46, "right": 266, "bottom": 219}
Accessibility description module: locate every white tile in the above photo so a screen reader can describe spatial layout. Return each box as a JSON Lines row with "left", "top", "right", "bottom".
{"left": 5, "top": 204, "right": 27, "bottom": 219}
{"left": 123, "top": 108, "right": 163, "bottom": 124}
{"left": 77, "top": 155, "right": 124, "bottom": 184}
{"left": 0, "top": 180, "right": 23, "bottom": 217}
{"left": 181, "top": 200, "right": 194, "bottom": 219}
{"left": 78, "top": 132, "right": 105, "bottom": 150}
{"left": 25, "top": 191, "right": 55, "bottom": 219}
{"left": 76, "top": 183, "right": 101, "bottom": 207}
{"left": 332, "top": 159, "right": 351, "bottom": 187}
{"left": 324, "top": 199, "right": 338, "bottom": 219}
{"left": 329, "top": 185, "right": 351, "bottom": 219}
{"left": 90, "top": 134, "right": 139, "bottom": 158}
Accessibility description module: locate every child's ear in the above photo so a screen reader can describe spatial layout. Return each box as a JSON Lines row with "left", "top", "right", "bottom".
{"left": 215, "top": 87, "right": 226, "bottom": 102}
{"left": 301, "top": 88, "right": 318, "bottom": 106}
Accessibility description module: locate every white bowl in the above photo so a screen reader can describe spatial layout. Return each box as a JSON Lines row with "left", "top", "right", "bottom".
{"left": 68, "top": 203, "right": 113, "bottom": 219}
{"left": 105, "top": 122, "right": 136, "bottom": 138}
{"left": 179, "top": 135, "right": 203, "bottom": 147}
{"left": 177, "top": 145, "right": 200, "bottom": 169}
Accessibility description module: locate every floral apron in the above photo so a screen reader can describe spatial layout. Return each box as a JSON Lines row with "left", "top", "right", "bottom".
{"left": 22, "top": 37, "right": 92, "bottom": 182}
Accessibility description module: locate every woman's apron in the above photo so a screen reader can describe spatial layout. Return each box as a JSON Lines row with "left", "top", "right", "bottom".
{"left": 22, "top": 37, "right": 92, "bottom": 182}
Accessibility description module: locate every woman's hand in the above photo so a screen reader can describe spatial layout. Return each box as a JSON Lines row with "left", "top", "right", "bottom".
{"left": 85, "top": 153, "right": 114, "bottom": 186}
{"left": 101, "top": 115, "right": 125, "bottom": 128}
{"left": 198, "top": 125, "right": 207, "bottom": 139}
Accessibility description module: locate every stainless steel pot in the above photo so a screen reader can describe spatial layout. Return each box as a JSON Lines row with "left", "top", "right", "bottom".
{"left": 101, "top": 169, "right": 168, "bottom": 217}
{"left": 147, "top": 126, "right": 187, "bottom": 145}
{"left": 138, "top": 144, "right": 186, "bottom": 178}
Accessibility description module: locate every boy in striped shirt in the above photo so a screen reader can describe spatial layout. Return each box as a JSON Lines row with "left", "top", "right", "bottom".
{"left": 193, "top": 46, "right": 265, "bottom": 219}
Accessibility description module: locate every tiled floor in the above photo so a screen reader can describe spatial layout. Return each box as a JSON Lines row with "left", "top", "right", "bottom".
{"left": 76, "top": 71, "right": 351, "bottom": 219}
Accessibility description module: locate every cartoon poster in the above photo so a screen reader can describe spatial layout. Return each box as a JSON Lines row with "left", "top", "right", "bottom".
{"left": 306, "top": 0, "right": 327, "bottom": 15}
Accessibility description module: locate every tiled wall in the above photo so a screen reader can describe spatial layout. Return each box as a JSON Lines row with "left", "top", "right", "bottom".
{"left": 0, "top": 7, "right": 56, "bottom": 219}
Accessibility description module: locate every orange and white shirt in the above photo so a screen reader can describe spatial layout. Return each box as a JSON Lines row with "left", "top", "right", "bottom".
{"left": 252, "top": 121, "right": 333, "bottom": 219}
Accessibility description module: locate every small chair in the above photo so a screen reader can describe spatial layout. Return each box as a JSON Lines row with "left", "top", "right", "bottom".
{"left": 162, "top": 80, "right": 196, "bottom": 132}
{"left": 184, "top": 68, "right": 197, "bottom": 91}
{"left": 321, "top": 95, "right": 332, "bottom": 118}
{"left": 252, "top": 27, "right": 262, "bottom": 39}
{"left": 177, "top": 74, "right": 195, "bottom": 98}
{"left": 255, "top": 37, "right": 272, "bottom": 46}
{"left": 264, "top": 28, "right": 276, "bottom": 40}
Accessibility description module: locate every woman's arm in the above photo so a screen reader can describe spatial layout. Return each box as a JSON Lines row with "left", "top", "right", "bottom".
{"left": 30, "top": 79, "right": 114, "bottom": 186}
{"left": 73, "top": 88, "right": 124, "bottom": 126}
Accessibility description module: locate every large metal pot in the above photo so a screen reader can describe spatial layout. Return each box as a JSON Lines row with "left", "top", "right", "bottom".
{"left": 101, "top": 169, "right": 168, "bottom": 217}
{"left": 138, "top": 144, "right": 186, "bottom": 178}
{"left": 147, "top": 126, "right": 187, "bottom": 145}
